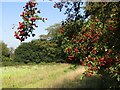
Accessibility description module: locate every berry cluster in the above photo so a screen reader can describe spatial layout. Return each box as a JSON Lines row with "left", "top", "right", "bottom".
{"left": 60, "top": 16, "right": 119, "bottom": 77}
{"left": 14, "top": 1, "right": 47, "bottom": 42}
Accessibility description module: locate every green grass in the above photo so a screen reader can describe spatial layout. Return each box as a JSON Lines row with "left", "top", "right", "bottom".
{"left": 1, "top": 63, "right": 119, "bottom": 88}
{"left": 1, "top": 63, "right": 85, "bottom": 88}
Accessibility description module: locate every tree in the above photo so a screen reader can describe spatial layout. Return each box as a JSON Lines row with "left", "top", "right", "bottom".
{"left": 45, "top": 23, "right": 61, "bottom": 40}
{"left": 55, "top": 2, "right": 120, "bottom": 87}
{"left": 39, "top": 34, "right": 48, "bottom": 40}
{"left": 14, "top": 39, "right": 63, "bottom": 63}
{"left": 45, "top": 23, "right": 64, "bottom": 47}
{"left": 0, "top": 41, "right": 13, "bottom": 62}
{"left": 0, "top": 42, "right": 9, "bottom": 57}
{"left": 14, "top": 1, "right": 120, "bottom": 88}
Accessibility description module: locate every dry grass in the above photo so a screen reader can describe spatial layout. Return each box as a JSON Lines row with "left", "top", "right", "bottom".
{"left": 1, "top": 63, "right": 85, "bottom": 88}
{"left": 1, "top": 63, "right": 118, "bottom": 88}
{"left": 53, "top": 66, "right": 85, "bottom": 88}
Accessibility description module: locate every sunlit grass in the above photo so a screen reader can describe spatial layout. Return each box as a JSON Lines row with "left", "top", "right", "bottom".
{"left": 1, "top": 63, "right": 84, "bottom": 88}
{"left": 1, "top": 63, "right": 118, "bottom": 88}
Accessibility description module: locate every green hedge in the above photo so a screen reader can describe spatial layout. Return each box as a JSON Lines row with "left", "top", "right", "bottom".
{"left": 14, "top": 39, "right": 64, "bottom": 63}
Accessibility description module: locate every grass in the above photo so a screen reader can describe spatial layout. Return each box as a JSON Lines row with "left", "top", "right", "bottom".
{"left": 1, "top": 63, "right": 85, "bottom": 88}
{"left": 1, "top": 63, "right": 119, "bottom": 88}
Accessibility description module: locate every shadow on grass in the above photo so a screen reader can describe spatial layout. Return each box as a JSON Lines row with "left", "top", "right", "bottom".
{"left": 54, "top": 74, "right": 120, "bottom": 89}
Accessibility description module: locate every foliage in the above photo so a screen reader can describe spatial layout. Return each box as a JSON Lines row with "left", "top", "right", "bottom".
{"left": 13, "top": 1, "right": 120, "bottom": 88}
{"left": 0, "top": 41, "right": 9, "bottom": 57}
{"left": 14, "top": 39, "right": 63, "bottom": 63}
{"left": 0, "top": 41, "right": 14, "bottom": 62}
{"left": 14, "top": 1, "right": 47, "bottom": 42}
{"left": 54, "top": 2, "right": 84, "bottom": 22}
{"left": 45, "top": 23, "right": 61, "bottom": 40}
{"left": 55, "top": 2, "right": 120, "bottom": 86}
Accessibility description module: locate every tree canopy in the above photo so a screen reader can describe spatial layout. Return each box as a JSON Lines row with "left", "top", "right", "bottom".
{"left": 13, "top": 1, "right": 120, "bottom": 88}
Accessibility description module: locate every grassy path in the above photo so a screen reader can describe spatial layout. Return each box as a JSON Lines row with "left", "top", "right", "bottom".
{"left": 1, "top": 63, "right": 85, "bottom": 88}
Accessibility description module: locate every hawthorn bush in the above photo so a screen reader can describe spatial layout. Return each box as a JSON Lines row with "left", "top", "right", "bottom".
{"left": 56, "top": 2, "right": 120, "bottom": 85}
{"left": 14, "top": 1, "right": 120, "bottom": 87}
{"left": 14, "top": 1, "right": 47, "bottom": 42}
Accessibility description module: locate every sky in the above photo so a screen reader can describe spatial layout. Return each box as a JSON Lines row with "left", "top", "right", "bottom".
{"left": 0, "top": 1, "right": 67, "bottom": 49}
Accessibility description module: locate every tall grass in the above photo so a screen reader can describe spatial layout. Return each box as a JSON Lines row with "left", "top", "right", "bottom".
{"left": 1, "top": 63, "right": 119, "bottom": 88}
{"left": 1, "top": 63, "right": 81, "bottom": 88}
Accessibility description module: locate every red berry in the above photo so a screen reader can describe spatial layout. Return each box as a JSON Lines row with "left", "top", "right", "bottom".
{"left": 16, "top": 36, "right": 20, "bottom": 39}
{"left": 30, "top": 17, "right": 37, "bottom": 21}
{"left": 20, "top": 31, "right": 24, "bottom": 35}
{"left": 87, "top": 73, "right": 91, "bottom": 77}
{"left": 18, "top": 22, "right": 24, "bottom": 29}
{"left": 74, "top": 48, "right": 79, "bottom": 53}
{"left": 92, "top": 50, "right": 97, "bottom": 55}
{"left": 25, "top": 18, "right": 29, "bottom": 21}
{"left": 20, "top": 12, "right": 24, "bottom": 17}
{"left": 68, "top": 55, "right": 74, "bottom": 58}
{"left": 25, "top": 3, "right": 28, "bottom": 7}
{"left": 29, "top": 2, "right": 35, "bottom": 7}
{"left": 87, "top": 63, "right": 91, "bottom": 67}
{"left": 91, "top": 57, "right": 95, "bottom": 61}
{"left": 31, "top": 17, "right": 36, "bottom": 21}
{"left": 101, "top": 63, "right": 105, "bottom": 66}
{"left": 100, "top": 57, "right": 104, "bottom": 61}
{"left": 68, "top": 58, "right": 72, "bottom": 60}
{"left": 66, "top": 47, "right": 71, "bottom": 53}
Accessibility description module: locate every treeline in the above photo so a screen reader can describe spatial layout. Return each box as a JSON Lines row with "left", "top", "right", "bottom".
{"left": 14, "top": 23, "right": 66, "bottom": 64}
{"left": 1, "top": 23, "right": 67, "bottom": 65}
{"left": 14, "top": 39, "right": 64, "bottom": 64}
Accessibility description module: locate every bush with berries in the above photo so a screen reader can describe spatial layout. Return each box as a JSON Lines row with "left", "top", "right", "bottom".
{"left": 14, "top": 1, "right": 120, "bottom": 86}
{"left": 56, "top": 2, "right": 120, "bottom": 84}
{"left": 14, "top": 1, "right": 47, "bottom": 42}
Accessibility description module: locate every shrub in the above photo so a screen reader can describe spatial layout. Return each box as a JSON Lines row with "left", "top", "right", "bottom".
{"left": 57, "top": 2, "right": 120, "bottom": 84}
{"left": 14, "top": 39, "right": 63, "bottom": 63}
